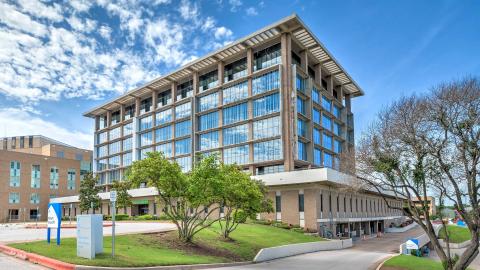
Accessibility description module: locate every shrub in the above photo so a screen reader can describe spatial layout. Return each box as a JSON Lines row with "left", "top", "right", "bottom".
{"left": 252, "top": 219, "right": 272, "bottom": 226}
{"left": 135, "top": 214, "right": 154, "bottom": 220}
{"left": 291, "top": 227, "right": 305, "bottom": 234}
{"left": 114, "top": 214, "right": 130, "bottom": 221}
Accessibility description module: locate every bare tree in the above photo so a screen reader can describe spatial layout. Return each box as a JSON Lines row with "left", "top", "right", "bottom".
{"left": 357, "top": 78, "right": 480, "bottom": 270}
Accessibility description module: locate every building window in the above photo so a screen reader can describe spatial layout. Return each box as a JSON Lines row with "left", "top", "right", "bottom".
{"left": 198, "top": 111, "right": 219, "bottom": 131}
{"left": 109, "top": 155, "right": 120, "bottom": 169}
{"left": 223, "top": 81, "right": 248, "bottom": 105}
{"left": 158, "top": 90, "right": 172, "bottom": 107}
{"left": 123, "top": 137, "right": 132, "bottom": 151}
{"left": 223, "top": 145, "right": 249, "bottom": 165}
{"left": 323, "top": 133, "right": 333, "bottom": 150}
{"left": 256, "top": 165, "right": 284, "bottom": 175}
{"left": 99, "top": 115, "right": 107, "bottom": 129}
{"left": 124, "top": 104, "right": 135, "bottom": 120}
{"left": 175, "top": 138, "right": 191, "bottom": 155}
{"left": 324, "top": 152, "right": 333, "bottom": 168}
{"left": 275, "top": 194, "right": 281, "bottom": 212}
{"left": 111, "top": 110, "right": 121, "bottom": 125}
{"left": 109, "top": 141, "right": 121, "bottom": 155}
{"left": 28, "top": 136, "right": 33, "bottom": 148}
{"left": 308, "top": 66, "right": 316, "bottom": 79}
{"left": 175, "top": 120, "right": 191, "bottom": 137}
{"left": 312, "top": 87, "right": 320, "bottom": 104}
{"left": 9, "top": 192, "right": 20, "bottom": 204}
{"left": 10, "top": 161, "right": 20, "bottom": 187}
{"left": 156, "top": 143, "right": 172, "bottom": 158}
{"left": 75, "top": 153, "right": 83, "bottom": 161}
{"left": 253, "top": 43, "right": 281, "bottom": 71}
{"left": 334, "top": 140, "right": 342, "bottom": 154}
{"left": 97, "top": 145, "right": 108, "bottom": 158}
{"left": 31, "top": 165, "right": 40, "bottom": 189}
{"left": 252, "top": 70, "right": 280, "bottom": 95}
{"left": 224, "top": 58, "right": 247, "bottom": 82}
{"left": 198, "top": 92, "right": 219, "bottom": 112}
{"left": 30, "top": 193, "right": 40, "bottom": 204}
{"left": 296, "top": 74, "right": 306, "bottom": 93}
{"left": 175, "top": 102, "right": 191, "bottom": 119}
{"left": 322, "top": 115, "right": 332, "bottom": 130}
{"left": 50, "top": 167, "right": 59, "bottom": 189}
{"left": 20, "top": 136, "right": 24, "bottom": 148}
{"left": 199, "top": 70, "right": 218, "bottom": 92}
{"left": 223, "top": 103, "right": 248, "bottom": 125}
{"left": 156, "top": 109, "right": 172, "bottom": 126}
{"left": 140, "top": 147, "right": 153, "bottom": 160}
{"left": 109, "top": 169, "right": 120, "bottom": 182}
{"left": 156, "top": 125, "right": 172, "bottom": 142}
{"left": 297, "top": 119, "right": 307, "bottom": 137}
{"left": 314, "top": 148, "right": 322, "bottom": 165}
{"left": 292, "top": 51, "right": 301, "bottom": 66}
{"left": 253, "top": 116, "right": 280, "bottom": 140}
{"left": 298, "top": 193, "right": 304, "bottom": 212}
{"left": 122, "top": 152, "right": 132, "bottom": 166}
{"left": 140, "top": 132, "right": 153, "bottom": 147}
{"left": 177, "top": 80, "right": 193, "bottom": 100}
{"left": 298, "top": 141, "right": 307, "bottom": 161}
{"left": 109, "top": 127, "right": 121, "bottom": 140}
{"left": 322, "top": 96, "right": 332, "bottom": 112}
{"left": 254, "top": 139, "right": 282, "bottom": 162}
{"left": 123, "top": 122, "right": 133, "bottom": 136}
{"left": 253, "top": 92, "right": 280, "bottom": 117}
{"left": 176, "top": 156, "right": 192, "bottom": 172}
{"left": 297, "top": 97, "right": 306, "bottom": 115}
{"left": 223, "top": 124, "right": 248, "bottom": 146}
{"left": 67, "top": 169, "right": 76, "bottom": 190}
{"left": 140, "top": 97, "right": 152, "bottom": 114}
{"left": 199, "top": 131, "right": 219, "bottom": 150}
{"left": 333, "top": 105, "right": 342, "bottom": 119}
{"left": 313, "top": 109, "right": 321, "bottom": 125}
{"left": 140, "top": 115, "right": 153, "bottom": 131}
{"left": 334, "top": 122, "right": 342, "bottom": 137}
{"left": 56, "top": 151, "right": 64, "bottom": 158}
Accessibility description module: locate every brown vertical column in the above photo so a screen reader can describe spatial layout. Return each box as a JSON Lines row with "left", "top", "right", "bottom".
{"left": 327, "top": 76, "right": 334, "bottom": 96}
{"left": 301, "top": 50, "right": 308, "bottom": 72}
{"left": 171, "top": 82, "right": 177, "bottom": 158}
{"left": 281, "top": 33, "right": 293, "bottom": 171}
{"left": 152, "top": 90, "right": 157, "bottom": 111}
{"left": 217, "top": 62, "right": 224, "bottom": 160}
{"left": 135, "top": 97, "right": 141, "bottom": 117}
{"left": 191, "top": 73, "right": 198, "bottom": 166}
{"left": 315, "top": 64, "right": 322, "bottom": 87}
{"left": 106, "top": 110, "right": 112, "bottom": 128}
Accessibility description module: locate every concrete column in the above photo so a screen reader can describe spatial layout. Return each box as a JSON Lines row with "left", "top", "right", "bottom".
{"left": 135, "top": 97, "right": 141, "bottom": 117}
{"left": 327, "top": 76, "right": 334, "bottom": 96}
{"left": 106, "top": 110, "right": 112, "bottom": 127}
{"left": 281, "top": 32, "right": 293, "bottom": 171}
{"left": 218, "top": 61, "right": 224, "bottom": 86}
{"left": 171, "top": 81, "right": 178, "bottom": 103}
{"left": 247, "top": 48, "right": 253, "bottom": 75}
{"left": 152, "top": 90, "right": 157, "bottom": 110}
{"left": 301, "top": 50, "right": 308, "bottom": 73}
{"left": 192, "top": 71, "right": 199, "bottom": 95}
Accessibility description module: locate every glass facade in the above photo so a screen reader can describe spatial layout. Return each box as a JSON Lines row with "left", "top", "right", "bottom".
{"left": 10, "top": 161, "right": 20, "bottom": 187}
{"left": 322, "top": 115, "right": 332, "bottom": 130}
{"left": 223, "top": 81, "right": 248, "bottom": 104}
{"left": 224, "top": 58, "right": 247, "bottom": 82}
{"left": 223, "top": 103, "right": 248, "bottom": 125}
{"left": 199, "top": 131, "right": 219, "bottom": 150}
{"left": 314, "top": 148, "right": 322, "bottom": 165}
{"left": 253, "top": 43, "right": 281, "bottom": 71}
{"left": 324, "top": 152, "right": 333, "bottom": 168}
{"left": 156, "top": 125, "right": 172, "bottom": 142}
{"left": 313, "top": 128, "right": 321, "bottom": 145}
{"left": 140, "top": 115, "right": 153, "bottom": 131}
{"left": 122, "top": 152, "right": 132, "bottom": 166}
{"left": 297, "top": 119, "right": 307, "bottom": 137}
{"left": 140, "top": 132, "right": 153, "bottom": 147}
{"left": 199, "top": 111, "right": 219, "bottom": 131}
{"left": 198, "top": 92, "right": 219, "bottom": 112}
{"left": 175, "top": 138, "right": 191, "bottom": 155}
{"left": 67, "top": 169, "right": 76, "bottom": 190}
{"left": 177, "top": 80, "right": 193, "bottom": 100}
{"left": 175, "top": 102, "right": 191, "bottom": 119}
{"left": 298, "top": 141, "right": 307, "bottom": 161}
{"left": 253, "top": 93, "right": 280, "bottom": 117}
{"left": 123, "top": 122, "right": 133, "bottom": 136}
{"left": 176, "top": 156, "right": 191, "bottom": 172}
{"left": 50, "top": 167, "right": 59, "bottom": 189}
{"left": 253, "top": 116, "right": 281, "bottom": 139}
{"left": 252, "top": 70, "right": 280, "bottom": 95}
{"left": 297, "top": 97, "right": 306, "bottom": 115}
{"left": 109, "top": 141, "right": 121, "bottom": 155}
{"left": 254, "top": 139, "right": 282, "bottom": 162}
{"left": 313, "top": 109, "right": 320, "bottom": 125}
{"left": 223, "top": 124, "right": 248, "bottom": 145}
{"left": 109, "top": 127, "right": 121, "bottom": 140}
{"left": 156, "top": 143, "right": 172, "bottom": 158}
{"left": 224, "top": 145, "right": 249, "bottom": 165}
{"left": 158, "top": 90, "right": 172, "bottom": 107}
{"left": 323, "top": 133, "right": 333, "bottom": 150}
{"left": 123, "top": 137, "right": 132, "bottom": 151}
{"left": 175, "top": 120, "right": 191, "bottom": 137}
{"left": 322, "top": 96, "right": 332, "bottom": 112}
{"left": 140, "top": 97, "right": 152, "bottom": 114}
{"left": 156, "top": 109, "right": 172, "bottom": 125}
{"left": 199, "top": 70, "right": 218, "bottom": 92}
{"left": 31, "top": 164, "right": 40, "bottom": 188}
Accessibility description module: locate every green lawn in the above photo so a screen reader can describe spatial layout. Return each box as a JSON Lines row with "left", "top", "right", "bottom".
{"left": 438, "top": 225, "right": 471, "bottom": 243}
{"left": 10, "top": 222, "right": 322, "bottom": 267}
{"left": 382, "top": 255, "right": 446, "bottom": 270}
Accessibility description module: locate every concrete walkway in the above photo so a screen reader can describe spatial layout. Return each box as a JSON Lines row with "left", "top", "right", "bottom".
{"left": 0, "top": 252, "right": 48, "bottom": 269}
{"left": 211, "top": 226, "right": 425, "bottom": 270}
{"left": 0, "top": 222, "right": 176, "bottom": 243}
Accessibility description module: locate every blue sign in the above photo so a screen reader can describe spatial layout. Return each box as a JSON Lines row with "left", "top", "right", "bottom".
{"left": 457, "top": 220, "right": 466, "bottom": 227}
{"left": 47, "top": 203, "right": 62, "bottom": 245}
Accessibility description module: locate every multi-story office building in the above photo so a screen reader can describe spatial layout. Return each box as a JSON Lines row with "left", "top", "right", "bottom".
{"left": 55, "top": 15, "right": 405, "bottom": 237}
{"left": 0, "top": 135, "right": 92, "bottom": 222}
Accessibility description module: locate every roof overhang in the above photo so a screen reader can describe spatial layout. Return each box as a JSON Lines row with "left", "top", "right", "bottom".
{"left": 84, "top": 14, "right": 364, "bottom": 118}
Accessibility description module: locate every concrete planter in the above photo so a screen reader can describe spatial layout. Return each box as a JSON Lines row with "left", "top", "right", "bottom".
{"left": 253, "top": 239, "right": 353, "bottom": 262}
{"left": 438, "top": 239, "right": 473, "bottom": 249}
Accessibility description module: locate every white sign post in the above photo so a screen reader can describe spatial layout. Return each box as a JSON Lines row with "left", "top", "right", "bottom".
{"left": 76, "top": 214, "right": 103, "bottom": 259}
{"left": 110, "top": 191, "right": 117, "bottom": 258}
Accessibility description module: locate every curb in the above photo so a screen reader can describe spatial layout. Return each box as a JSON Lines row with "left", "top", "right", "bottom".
{"left": 374, "top": 254, "right": 399, "bottom": 270}
{"left": 0, "top": 244, "right": 75, "bottom": 270}
{"left": 75, "top": 261, "right": 252, "bottom": 270}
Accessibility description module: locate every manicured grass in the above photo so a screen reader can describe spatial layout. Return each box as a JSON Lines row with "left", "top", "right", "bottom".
{"left": 382, "top": 255, "right": 445, "bottom": 270}
{"left": 438, "top": 225, "right": 471, "bottom": 243}
{"left": 10, "top": 222, "right": 322, "bottom": 267}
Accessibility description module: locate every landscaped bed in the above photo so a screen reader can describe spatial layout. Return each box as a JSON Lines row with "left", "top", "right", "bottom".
{"left": 9, "top": 222, "right": 322, "bottom": 267}
{"left": 438, "top": 225, "right": 472, "bottom": 243}
{"left": 381, "top": 255, "right": 447, "bottom": 270}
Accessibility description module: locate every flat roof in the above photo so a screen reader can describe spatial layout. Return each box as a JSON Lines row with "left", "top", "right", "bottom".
{"left": 84, "top": 14, "right": 364, "bottom": 118}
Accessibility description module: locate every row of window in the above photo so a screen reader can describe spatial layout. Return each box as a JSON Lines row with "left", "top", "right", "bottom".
{"left": 9, "top": 161, "right": 76, "bottom": 190}
{"left": 8, "top": 193, "right": 43, "bottom": 204}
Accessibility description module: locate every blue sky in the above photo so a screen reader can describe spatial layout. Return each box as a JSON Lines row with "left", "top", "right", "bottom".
{"left": 0, "top": 0, "right": 479, "bottom": 149}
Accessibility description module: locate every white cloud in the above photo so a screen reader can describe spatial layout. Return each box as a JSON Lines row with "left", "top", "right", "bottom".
{"left": 228, "top": 0, "right": 242, "bottom": 12}
{"left": 246, "top": 7, "right": 258, "bottom": 16}
{"left": 69, "top": 0, "right": 94, "bottom": 13}
{"left": 179, "top": 0, "right": 199, "bottom": 20}
{"left": 214, "top": 26, "right": 233, "bottom": 40}
{"left": 0, "top": 108, "right": 92, "bottom": 149}
{"left": 17, "top": 0, "right": 63, "bottom": 22}
{"left": 98, "top": 25, "right": 112, "bottom": 41}
{"left": 0, "top": 2, "right": 48, "bottom": 37}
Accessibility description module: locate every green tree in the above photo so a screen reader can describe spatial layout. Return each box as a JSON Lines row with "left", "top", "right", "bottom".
{"left": 126, "top": 152, "right": 224, "bottom": 242}
{"left": 111, "top": 180, "right": 132, "bottom": 213}
{"left": 218, "top": 164, "right": 273, "bottom": 239}
{"left": 78, "top": 172, "right": 101, "bottom": 213}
